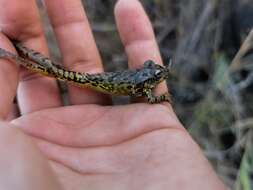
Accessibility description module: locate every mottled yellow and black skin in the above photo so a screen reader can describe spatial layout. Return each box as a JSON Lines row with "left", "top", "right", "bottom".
{"left": 0, "top": 41, "right": 172, "bottom": 103}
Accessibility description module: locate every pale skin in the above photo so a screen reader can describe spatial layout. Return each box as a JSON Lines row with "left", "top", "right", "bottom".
{"left": 0, "top": 0, "right": 228, "bottom": 189}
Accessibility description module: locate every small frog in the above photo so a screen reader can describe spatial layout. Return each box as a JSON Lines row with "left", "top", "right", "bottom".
{"left": 0, "top": 41, "right": 172, "bottom": 103}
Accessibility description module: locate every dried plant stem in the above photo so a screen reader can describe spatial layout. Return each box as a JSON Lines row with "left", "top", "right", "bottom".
{"left": 230, "top": 29, "right": 253, "bottom": 71}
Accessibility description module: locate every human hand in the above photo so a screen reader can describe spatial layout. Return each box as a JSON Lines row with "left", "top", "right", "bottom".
{"left": 0, "top": 0, "right": 227, "bottom": 189}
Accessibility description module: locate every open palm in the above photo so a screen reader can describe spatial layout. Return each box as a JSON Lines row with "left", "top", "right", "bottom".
{"left": 0, "top": 0, "right": 227, "bottom": 189}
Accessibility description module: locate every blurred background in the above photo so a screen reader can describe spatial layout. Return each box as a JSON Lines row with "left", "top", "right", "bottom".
{"left": 37, "top": 0, "right": 253, "bottom": 189}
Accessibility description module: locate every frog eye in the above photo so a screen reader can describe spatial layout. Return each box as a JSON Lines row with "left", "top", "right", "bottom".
{"left": 144, "top": 60, "right": 155, "bottom": 67}
{"left": 155, "top": 70, "right": 162, "bottom": 77}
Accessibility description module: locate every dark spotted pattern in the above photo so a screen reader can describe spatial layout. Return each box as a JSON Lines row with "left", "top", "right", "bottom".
{"left": 0, "top": 42, "right": 172, "bottom": 103}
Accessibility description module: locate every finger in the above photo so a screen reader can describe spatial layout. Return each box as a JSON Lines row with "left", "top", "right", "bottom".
{"left": 0, "top": 0, "right": 62, "bottom": 114}
{"left": 12, "top": 104, "right": 181, "bottom": 147}
{"left": 0, "top": 34, "right": 19, "bottom": 119}
{"left": 44, "top": 0, "right": 110, "bottom": 105}
{"left": 115, "top": 0, "right": 168, "bottom": 101}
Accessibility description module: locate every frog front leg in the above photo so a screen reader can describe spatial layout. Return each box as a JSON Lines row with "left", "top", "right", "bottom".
{"left": 144, "top": 89, "right": 172, "bottom": 104}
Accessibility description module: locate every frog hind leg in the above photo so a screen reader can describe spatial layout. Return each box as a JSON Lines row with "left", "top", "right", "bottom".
{"left": 13, "top": 41, "right": 62, "bottom": 69}
{"left": 0, "top": 47, "right": 89, "bottom": 86}
{"left": 144, "top": 89, "right": 172, "bottom": 104}
{"left": 0, "top": 47, "right": 58, "bottom": 77}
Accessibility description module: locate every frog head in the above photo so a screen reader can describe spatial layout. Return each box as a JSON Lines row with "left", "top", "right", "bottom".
{"left": 143, "top": 59, "right": 172, "bottom": 84}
